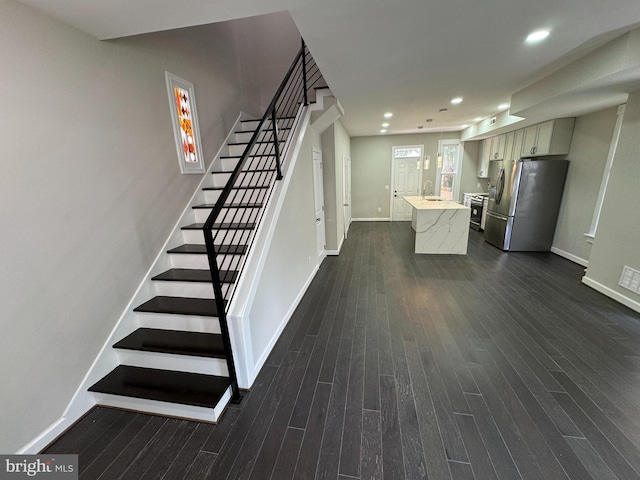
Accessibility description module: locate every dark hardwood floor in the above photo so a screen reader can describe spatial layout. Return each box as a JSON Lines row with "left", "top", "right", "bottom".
{"left": 44, "top": 222, "right": 640, "bottom": 479}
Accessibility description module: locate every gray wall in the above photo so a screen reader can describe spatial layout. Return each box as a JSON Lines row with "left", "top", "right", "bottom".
{"left": 585, "top": 91, "right": 640, "bottom": 309}
{"left": 553, "top": 107, "right": 618, "bottom": 264}
{"left": 350, "top": 132, "right": 464, "bottom": 219}
{"left": 0, "top": 0, "right": 298, "bottom": 453}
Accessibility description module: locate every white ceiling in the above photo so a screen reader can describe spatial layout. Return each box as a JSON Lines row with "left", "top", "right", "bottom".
{"left": 18, "top": 0, "right": 640, "bottom": 137}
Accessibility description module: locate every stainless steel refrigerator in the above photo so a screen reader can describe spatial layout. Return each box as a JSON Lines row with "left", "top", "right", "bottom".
{"left": 484, "top": 158, "right": 569, "bottom": 251}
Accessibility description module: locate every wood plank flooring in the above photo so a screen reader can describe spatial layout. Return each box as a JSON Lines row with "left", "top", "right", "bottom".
{"left": 44, "top": 222, "right": 640, "bottom": 479}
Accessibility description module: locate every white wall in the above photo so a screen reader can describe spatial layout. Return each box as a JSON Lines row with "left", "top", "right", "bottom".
{"left": 584, "top": 91, "right": 640, "bottom": 311}
{"left": 247, "top": 125, "right": 321, "bottom": 369}
{"left": 0, "top": 0, "right": 297, "bottom": 453}
{"left": 553, "top": 107, "right": 618, "bottom": 264}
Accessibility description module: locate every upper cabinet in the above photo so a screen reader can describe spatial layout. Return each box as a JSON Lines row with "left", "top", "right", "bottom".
{"left": 477, "top": 138, "right": 491, "bottom": 178}
{"left": 520, "top": 118, "right": 575, "bottom": 156}
{"left": 489, "top": 134, "right": 506, "bottom": 160}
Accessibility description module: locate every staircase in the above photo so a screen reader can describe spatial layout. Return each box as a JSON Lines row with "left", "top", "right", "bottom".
{"left": 87, "top": 41, "right": 327, "bottom": 422}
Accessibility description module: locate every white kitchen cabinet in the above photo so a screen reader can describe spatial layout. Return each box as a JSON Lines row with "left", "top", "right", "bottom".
{"left": 489, "top": 134, "right": 506, "bottom": 160}
{"left": 504, "top": 131, "right": 515, "bottom": 163}
{"left": 477, "top": 138, "right": 491, "bottom": 178}
{"left": 520, "top": 118, "right": 575, "bottom": 156}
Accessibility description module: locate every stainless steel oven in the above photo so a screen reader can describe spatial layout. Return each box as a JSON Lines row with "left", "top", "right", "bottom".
{"left": 470, "top": 196, "right": 483, "bottom": 231}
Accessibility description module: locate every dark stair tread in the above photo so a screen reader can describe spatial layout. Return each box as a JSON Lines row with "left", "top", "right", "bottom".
{"left": 219, "top": 154, "right": 277, "bottom": 159}
{"left": 211, "top": 168, "right": 276, "bottom": 174}
{"left": 113, "top": 328, "right": 226, "bottom": 358}
{"left": 167, "top": 244, "right": 248, "bottom": 255}
{"left": 193, "top": 203, "right": 263, "bottom": 209}
{"left": 181, "top": 222, "right": 256, "bottom": 230}
{"left": 89, "top": 365, "right": 230, "bottom": 408}
{"left": 133, "top": 296, "right": 223, "bottom": 317}
{"left": 234, "top": 126, "right": 291, "bottom": 134}
{"left": 202, "top": 185, "right": 269, "bottom": 191}
{"left": 152, "top": 268, "right": 237, "bottom": 283}
{"left": 227, "top": 141, "right": 277, "bottom": 146}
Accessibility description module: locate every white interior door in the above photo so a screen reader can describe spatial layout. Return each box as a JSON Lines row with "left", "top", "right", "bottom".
{"left": 343, "top": 155, "right": 352, "bottom": 239}
{"left": 312, "top": 148, "right": 326, "bottom": 263}
{"left": 392, "top": 146, "right": 422, "bottom": 221}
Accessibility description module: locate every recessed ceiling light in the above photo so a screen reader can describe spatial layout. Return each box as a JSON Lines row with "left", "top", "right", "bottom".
{"left": 474, "top": 117, "right": 484, "bottom": 122}
{"left": 451, "top": 97, "right": 463, "bottom": 105}
{"left": 461, "top": 124, "right": 468, "bottom": 129}
{"left": 381, "top": 122, "right": 390, "bottom": 127}
{"left": 498, "top": 103, "right": 510, "bottom": 110}
{"left": 526, "top": 30, "right": 550, "bottom": 43}
{"left": 380, "top": 129, "right": 387, "bottom": 133}
{"left": 383, "top": 112, "right": 393, "bottom": 119}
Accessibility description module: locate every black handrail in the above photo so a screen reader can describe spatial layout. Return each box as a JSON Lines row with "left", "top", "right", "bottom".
{"left": 203, "top": 39, "right": 325, "bottom": 403}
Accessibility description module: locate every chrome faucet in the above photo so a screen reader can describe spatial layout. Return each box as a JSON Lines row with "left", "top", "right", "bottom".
{"left": 422, "top": 180, "right": 433, "bottom": 198}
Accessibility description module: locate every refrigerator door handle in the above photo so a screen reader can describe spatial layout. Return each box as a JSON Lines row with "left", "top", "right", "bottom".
{"left": 495, "top": 167, "right": 505, "bottom": 204}
{"left": 486, "top": 211, "right": 509, "bottom": 221}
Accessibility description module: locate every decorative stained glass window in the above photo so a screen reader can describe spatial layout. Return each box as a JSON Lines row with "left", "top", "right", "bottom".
{"left": 165, "top": 72, "right": 205, "bottom": 174}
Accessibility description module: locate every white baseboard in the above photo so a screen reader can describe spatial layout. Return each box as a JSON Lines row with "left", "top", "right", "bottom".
{"left": 550, "top": 247, "right": 589, "bottom": 267}
{"left": 581, "top": 276, "right": 640, "bottom": 314}
{"left": 352, "top": 217, "right": 391, "bottom": 222}
{"left": 17, "top": 392, "right": 95, "bottom": 453}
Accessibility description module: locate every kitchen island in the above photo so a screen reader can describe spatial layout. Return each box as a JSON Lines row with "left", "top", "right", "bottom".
{"left": 403, "top": 196, "right": 471, "bottom": 254}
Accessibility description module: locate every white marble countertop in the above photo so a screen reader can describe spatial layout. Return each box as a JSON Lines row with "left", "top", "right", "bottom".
{"left": 403, "top": 196, "right": 469, "bottom": 210}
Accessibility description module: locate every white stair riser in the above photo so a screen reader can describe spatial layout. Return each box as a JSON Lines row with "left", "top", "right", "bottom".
{"left": 135, "top": 312, "right": 221, "bottom": 334}
{"left": 234, "top": 131, "right": 255, "bottom": 143}
{"left": 194, "top": 207, "right": 260, "bottom": 224}
{"left": 211, "top": 171, "right": 276, "bottom": 188}
{"left": 228, "top": 143, "right": 276, "bottom": 157}
{"left": 153, "top": 281, "right": 216, "bottom": 300}
{"left": 115, "top": 350, "right": 229, "bottom": 377}
{"left": 203, "top": 185, "right": 270, "bottom": 205}
{"left": 169, "top": 253, "right": 243, "bottom": 270}
{"left": 91, "top": 388, "right": 231, "bottom": 423}
{"left": 182, "top": 228, "right": 253, "bottom": 245}
{"left": 219, "top": 156, "right": 278, "bottom": 172}
{"left": 240, "top": 120, "right": 263, "bottom": 131}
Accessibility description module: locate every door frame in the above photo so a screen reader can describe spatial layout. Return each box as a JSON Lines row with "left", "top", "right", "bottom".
{"left": 390, "top": 145, "right": 424, "bottom": 221}
{"left": 312, "top": 147, "right": 326, "bottom": 264}
{"left": 342, "top": 155, "right": 352, "bottom": 239}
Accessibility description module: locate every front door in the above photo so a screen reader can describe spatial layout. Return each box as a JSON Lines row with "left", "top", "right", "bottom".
{"left": 391, "top": 146, "right": 423, "bottom": 221}
{"left": 312, "top": 148, "right": 326, "bottom": 264}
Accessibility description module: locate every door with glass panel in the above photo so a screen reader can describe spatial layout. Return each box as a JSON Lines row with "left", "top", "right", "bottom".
{"left": 391, "top": 146, "right": 423, "bottom": 221}
{"left": 436, "top": 140, "right": 461, "bottom": 201}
